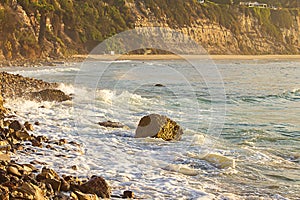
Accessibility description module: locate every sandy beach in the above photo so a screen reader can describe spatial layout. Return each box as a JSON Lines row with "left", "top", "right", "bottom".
{"left": 73, "top": 54, "right": 300, "bottom": 61}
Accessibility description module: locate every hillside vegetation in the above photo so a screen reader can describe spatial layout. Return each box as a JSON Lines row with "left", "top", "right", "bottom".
{"left": 0, "top": 0, "right": 299, "bottom": 61}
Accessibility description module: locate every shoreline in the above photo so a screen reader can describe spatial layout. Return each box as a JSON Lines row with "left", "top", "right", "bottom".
{"left": 1, "top": 54, "right": 299, "bottom": 68}
{"left": 74, "top": 54, "right": 300, "bottom": 61}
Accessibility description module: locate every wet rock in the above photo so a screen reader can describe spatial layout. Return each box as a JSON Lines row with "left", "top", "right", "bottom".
{"left": 98, "top": 121, "right": 128, "bottom": 129}
{"left": 24, "top": 122, "right": 34, "bottom": 131}
{"left": 123, "top": 190, "right": 134, "bottom": 198}
{"left": 15, "top": 131, "right": 31, "bottom": 140}
{"left": 36, "top": 168, "right": 61, "bottom": 193}
{"left": 202, "top": 153, "right": 236, "bottom": 169}
{"left": 60, "top": 178, "right": 70, "bottom": 192}
{"left": 71, "top": 165, "right": 78, "bottom": 170}
{"left": 34, "top": 121, "right": 40, "bottom": 126}
{"left": 135, "top": 114, "right": 183, "bottom": 141}
{"left": 79, "top": 176, "right": 111, "bottom": 198}
{"left": 59, "top": 139, "right": 67, "bottom": 145}
{"left": 29, "top": 89, "right": 71, "bottom": 102}
{"left": 9, "top": 120, "right": 24, "bottom": 132}
{"left": 154, "top": 83, "right": 165, "bottom": 87}
{"left": 31, "top": 139, "right": 42, "bottom": 148}
{"left": 72, "top": 190, "right": 100, "bottom": 200}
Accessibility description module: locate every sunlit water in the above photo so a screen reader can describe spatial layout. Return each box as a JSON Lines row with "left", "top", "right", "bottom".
{"left": 2, "top": 59, "right": 300, "bottom": 199}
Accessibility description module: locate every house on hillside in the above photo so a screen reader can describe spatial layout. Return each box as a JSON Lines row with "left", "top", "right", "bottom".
{"left": 240, "top": 1, "right": 267, "bottom": 8}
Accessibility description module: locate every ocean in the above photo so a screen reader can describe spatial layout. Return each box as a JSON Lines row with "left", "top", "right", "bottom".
{"left": 2, "top": 58, "right": 300, "bottom": 199}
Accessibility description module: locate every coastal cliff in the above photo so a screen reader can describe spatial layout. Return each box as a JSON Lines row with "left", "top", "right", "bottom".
{"left": 0, "top": 0, "right": 299, "bottom": 62}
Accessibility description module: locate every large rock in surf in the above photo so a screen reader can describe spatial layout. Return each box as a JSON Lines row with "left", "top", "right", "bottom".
{"left": 79, "top": 176, "right": 111, "bottom": 198}
{"left": 135, "top": 114, "right": 183, "bottom": 141}
{"left": 29, "top": 89, "right": 71, "bottom": 102}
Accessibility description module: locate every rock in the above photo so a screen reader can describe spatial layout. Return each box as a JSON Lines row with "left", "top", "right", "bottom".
{"left": 79, "top": 176, "right": 111, "bottom": 198}
{"left": 34, "top": 121, "right": 40, "bottom": 126}
{"left": 202, "top": 153, "right": 236, "bottom": 169}
{"left": 0, "top": 94, "right": 7, "bottom": 115}
{"left": 0, "top": 185, "right": 9, "bottom": 200}
{"left": 135, "top": 114, "right": 183, "bottom": 141}
{"left": 71, "top": 165, "right": 78, "bottom": 170}
{"left": 24, "top": 122, "right": 34, "bottom": 131}
{"left": 7, "top": 166, "right": 22, "bottom": 176}
{"left": 36, "top": 168, "right": 61, "bottom": 193}
{"left": 9, "top": 120, "right": 24, "bottom": 132}
{"left": 14, "top": 182, "right": 46, "bottom": 200}
{"left": 60, "top": 178, "right": 70, "bottom": 192}
{"left": 29, "top": 89, "right": 71, "bottom": 102}
{"left": 123, "top": 190, "right": 134, "bottom": 198}
{"left": 73, "top": 191, "right": 100, "bottom": 200}
{"left": 0, "top": 153, "right": 10, "bottom": 162}
{"left": 98, "top": 121, "right": 127, "bottom": 129}
{"left": 154, "top": 83, "right": 165, "bottom": 87}
{"left": 15, "top": 131, "right": 31, "bottom": 140}
{"left": 31, "top": 139, "right": 42, "bottom": 148}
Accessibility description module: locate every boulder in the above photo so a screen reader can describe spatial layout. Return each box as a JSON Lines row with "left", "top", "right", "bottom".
{"left": 135, "top": 114, "right": 183, "bottom": 141}
{"left": 29, "top": 89, "right": 71, "bottom": 102}
{"left": 72, "top": 191, "right": 99, "bottom": 200}
{"left": 12, "top": 182, "right": 46, "bottom": 200}
{"left": 79, "top": 176, "right": 111, "bottom": 198}
{"left": 9, "top": 120, "right": 24, "bottom": 132}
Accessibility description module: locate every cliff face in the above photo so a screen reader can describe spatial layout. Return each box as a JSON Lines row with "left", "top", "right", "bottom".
{"left": 131, "top": 1, "right": 300, "bottom": 55}
{"left": 0, "top": 0, "right": 299, "bottom": 61}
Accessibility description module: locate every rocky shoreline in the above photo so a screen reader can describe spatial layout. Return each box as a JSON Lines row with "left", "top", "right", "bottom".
{"left": 0, "top": 72, "right": 133, "bottom": 199}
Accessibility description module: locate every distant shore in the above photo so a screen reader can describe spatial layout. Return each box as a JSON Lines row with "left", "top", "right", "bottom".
{"left": 73, "top": 54, "right": 300, "bottom": 61}
{"left": 1, "top": 54, "right": 300, "bottom": 68}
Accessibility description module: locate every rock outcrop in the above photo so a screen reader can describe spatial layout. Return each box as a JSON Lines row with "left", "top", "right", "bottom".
{"left": 0, "top": 72, "right": 71, "bottom": 102}
{"left": 135, "top": 114, "right": 183, "bottom": 141}
{"left": 29, "top": 89, "right": 71, "bottom": 102}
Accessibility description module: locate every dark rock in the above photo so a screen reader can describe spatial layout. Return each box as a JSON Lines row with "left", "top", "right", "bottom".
{"left": 98, "top": 120, "right": 127, "bottom": 129}
{"left": 9, "top": 120, "right": 23, "bottom": 132}
{"left": 79, "top": 176, "right": 111, "bottom": 198}
{"left": 135, "top": 114, "right": 183, "bottom": 141}
{"left": 154, "top": 83, "right": 165, "bottom": 87}
{"left": 60, "top": 178, "right": 70, "bottom": 192}
{"left": 15, "top": 131, "right": 31, "bottom": 140}
{"left": 34, "top": 121, "right": 40, "bottom": 126}
{"left": 29, "top": 89, "right": 71, "bottom": 102}
{"left": 123, "top": 190, "right": 134, "bottom": 198}
{"left": 31, "top": 139, "right": 42, "bottom": 148}
{"left": 59, "top": 139, "right": 67, "bottom": 145}
{"left": 71, "top": 165, "right": 78, "bottom": 170}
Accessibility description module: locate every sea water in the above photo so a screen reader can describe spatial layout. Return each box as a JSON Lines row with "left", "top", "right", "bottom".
{"left": 2, "top": 59, "right": 300, "bottom": 199}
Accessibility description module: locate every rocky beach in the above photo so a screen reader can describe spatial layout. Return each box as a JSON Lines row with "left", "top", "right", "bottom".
{"left": 0, "top": 72, "right": 125, "bottom": 199}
